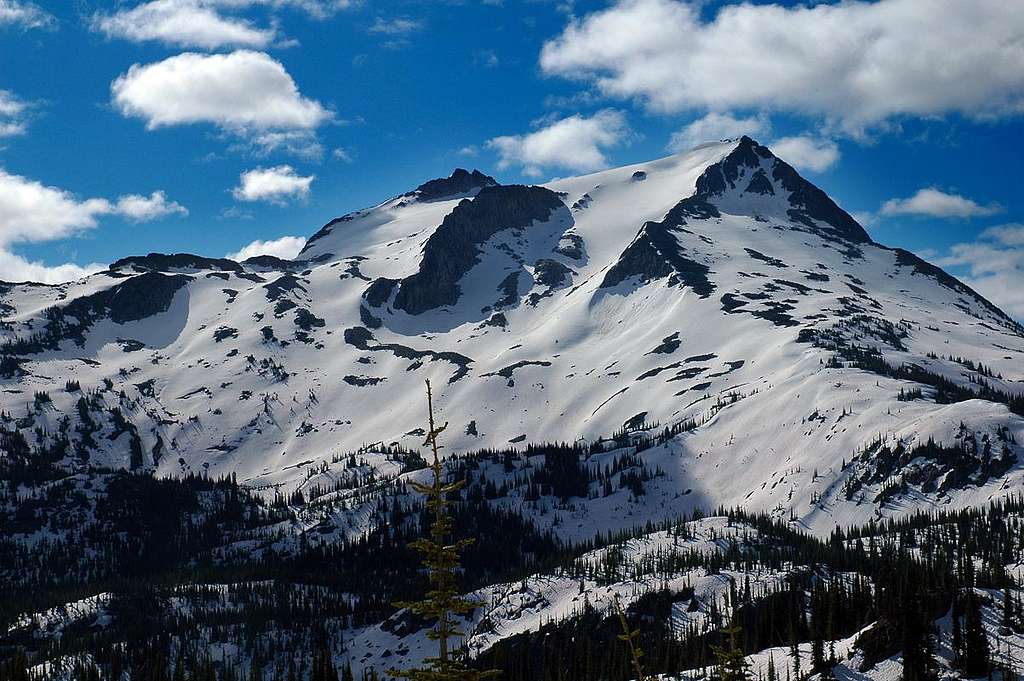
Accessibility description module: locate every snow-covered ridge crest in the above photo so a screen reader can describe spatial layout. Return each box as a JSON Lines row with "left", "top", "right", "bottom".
{"left": 0, "top": 137, "right": 1022, "bottom": 535}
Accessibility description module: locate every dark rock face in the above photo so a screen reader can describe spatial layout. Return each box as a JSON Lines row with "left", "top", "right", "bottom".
{"left": 744, "top": 248, "right": 789, "bottom": 268}
{"left": 601, "top": 196, "right": 716, "bottom": 296}
{"left": 622, "top": 411, "right": 649, "bottom": 431}
{"left": 4, "top": 272, "right": 190, "bottom": 352}
{"left": 631, "top": 171, "right": 647, "bottom": 182}
{"left": 102, "top": 272, "right": 191, "bottom": 324}
{"left": 693, "top": 136, "right": 872, "bottom": 246}
{"left": 263, "top": 274, "right": 307, "bottom": 301}
{"left": 410, "top": 168, "right": 498, "bottom": 202}
{"left": 555, "top": 233, "right": 585, "bottom": 261}
{"left": 241, "top": 255, "right": 305, "bottom": 270}
{"left": 294, "top": 309, "right": 326, "bottom": 331}
{"left": 110, "top": 253, "right": 242, "bottom": 274}
{"left": 359, "top": 305, "right": 383, "bottom": 329}
{"left": 695, "top": 136, "right": 771, "bottom": 197}
{"left": 482, "top": 313, "right": 507, "bottom": 328}
{"left": 363, "top": 278, "right": 399, "bottom": 308}
{"left": 771, "top": 159, "right": 872, "bottom": 245}
{"left": 646, "top": 332, "right": 682, "bottom": 355}
{"left": 527, "top": 259, "right": 575, "bottom": 307}
{"left": 393, "top": 185, "right": 565, "bottom": 315}
{"left": 744, "top": 169, "right": 775, "bottom": 195}
{"left": 601, "top": 222, "right": 714, "bottom": 296}
{"left": 533, "top": 259, "right": 573, "bottom": 288}
{"left": 494, "top": 272, "right": 521, "bottom": 309}
{"left": 343, "top": 326, "right": 473, "bottom": 383}
{"left": 343, "top": 375, "right": 386, "bottom": 387}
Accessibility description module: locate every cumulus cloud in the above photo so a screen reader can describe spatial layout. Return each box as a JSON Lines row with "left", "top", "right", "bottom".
{"left": 111, "top": 51, "right": 332, "bottom": 137}
{"left": 114, "top": 191, "right": 189, "bottom": 222}
{"left": 0, "top": 90, "right": 30, "bottom": 138}
{"left": 668, "top": 112, "right": 769, "bottom": 152}
{"left": 232, "top": 165, "right": 314, "bottom": 204}
{"left": 93, "top": 0, "right": 277, "bottom": 49}
{"left": 934, "top": 224, "right": 1024, "bottom": 321}
{"left": 226, "top": 235, "right": 306, "bottom": 261}
{"left": 881, "top": 188, "right": 1003, "bottom": 219}
{"left": 0, "top": 0, "right": 55, "bottom": 30}
{"left": 0, "top": 169, "right": 186, "bottom": 283}
{"left": 95, "top": 0, "right": 357, "bottom": 44}
{"left": 0, "top": 252, "right": 104, "bottom": 285}
{"left": 540, "top": 0, "right": 1024, "bottom": 135}
{"left": 770, "top": 136, "right": 840, "bottom": 173}
{"left": 0, "top": 170, "right": 113, "bottom": 245}
{"left": 487, "top": 109, "right": 631, "bottom": 177}
{"left": 0, "top": 170, "right": 187, "bottom": 240}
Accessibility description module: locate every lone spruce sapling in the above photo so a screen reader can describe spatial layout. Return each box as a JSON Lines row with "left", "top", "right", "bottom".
{"left": 614, "top": 595, "right": 649, "bottom": 681}
{"left": 390, "top": 381, "right": 499, "bottom": 681}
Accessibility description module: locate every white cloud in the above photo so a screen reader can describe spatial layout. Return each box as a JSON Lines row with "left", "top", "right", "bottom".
{"left": 880, "top": 188, "right": 1003, "bottom": 219}
{"left": 114, "top": 191, "right": 189, "bottom": 222}
{"left": 540, "top": 0, "right": 1024, "bottom": 135}
{"left": 232, "top": 165, "right": 314, "bottom": 204}
{"left": 111, "top": 51, "right": 332, "bottom": 134}
{"left": 668, "top": 112, "right": 769, "bottom": 151}
{"left": 934, "top": 224, "right": 1024, "bottom": 321}
{"left": 224, "top": 0, "right": 357, "bottom": 19}
{"left": 770, "top": 136, "right": 840, "bottom": 173}
{"left": 0, "top": 90, "right": 26, "bottom": 117}
{"left": 368, "top": 17, "right": 421, "bottom": 34}
{"left": 0, "top": 170, "right": 112, "bottom": 245}
{"left": 980, "top": 223, "right": 1024, "bottom": 247}
{"left": 487, "top": 109, "right": 631, "bottom": 177}
{"left": 0, "top": 170, "right": 185, "bottom": 284}
{"left": 0, "top": 170, "right": 188, "bottom": 242}
{"left": 226, "top": 235, "right": 306, "bottom": 261}
{"left": 0, "top": 251, "right": 104, "bottom": 285}
{"left": 850, "top": 211, "right": 878, "bottom": 229}
{"left": 93, "top": 0, "right": 277, "bottom": 49}
{"left": 0, "top": 90, "right": 29, "bottom": 138}
{"left": 0, "top": 0, "right": 55, "bottom": 30}
{"left": 246, "top": 129, "right": 325, "bottom": 159}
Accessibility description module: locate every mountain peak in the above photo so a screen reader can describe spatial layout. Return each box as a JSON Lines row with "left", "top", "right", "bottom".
{"left": 692, "top": 136, "right": 872, "bottom": 245}
{"left": 409, "top": 168, "right": 498, "bottom": 202}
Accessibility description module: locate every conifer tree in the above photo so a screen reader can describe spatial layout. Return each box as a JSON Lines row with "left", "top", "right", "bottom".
{"left": 613, "top": 595, "right": 649, "bottom": 681}
{"left": 1002, "top": 586, "right": 1015, "bottom": 633}
{"left": 900, "top": 591, "right": 938, "bottom": 681}
{"left": 952, "top": 590, "right": 964, "bottom": 668}
{"left": 712, "top": 623, "right": 750, "bottom": 681}
{"left": 960, "top": 590, "right": 990, "bottom": 678}
{"left": 390, "top": 381, "right": 499, "bottom": 681}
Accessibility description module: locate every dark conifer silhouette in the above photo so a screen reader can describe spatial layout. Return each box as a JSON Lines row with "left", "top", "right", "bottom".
{"left": 390, "top": 381, "right": 499, "bottom": 681}
{"left": 614, "top": 595, "right": 649, "bottom": 681}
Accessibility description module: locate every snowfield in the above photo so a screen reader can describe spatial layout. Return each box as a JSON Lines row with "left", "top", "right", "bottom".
{"left": 2, "top": 137, "right": 1021, "bottom": 540}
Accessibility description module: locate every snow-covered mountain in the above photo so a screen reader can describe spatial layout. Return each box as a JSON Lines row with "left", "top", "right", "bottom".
{"left": 2, "top": 136, "right": 1022, "bottom": 533}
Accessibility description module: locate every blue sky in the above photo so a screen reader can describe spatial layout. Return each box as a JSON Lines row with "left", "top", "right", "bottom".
{"left": 0, "top": 0, "right": 1022, "bottom": 318}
